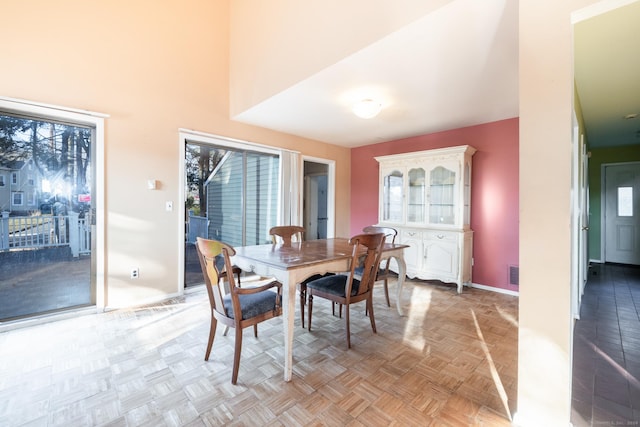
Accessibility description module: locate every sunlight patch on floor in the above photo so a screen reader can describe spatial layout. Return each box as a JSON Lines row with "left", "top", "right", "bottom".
{"left": 402, "top": 283, "right": 432, "bottom": 351}
{"left": 471, "top": 308, "right": 512, "bottom": 421}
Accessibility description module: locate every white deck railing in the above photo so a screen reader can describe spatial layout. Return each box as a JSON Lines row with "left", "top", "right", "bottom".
{"left": 0, "top": 212, "right": 91, "bottom": 256}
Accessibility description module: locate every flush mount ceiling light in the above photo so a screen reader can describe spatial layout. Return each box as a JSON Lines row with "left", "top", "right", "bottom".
{"left": 624, "top": 113, "right": 638, "bottom": 120}
{"left": 352, "top": 99, "right": 382, "bottom": 119}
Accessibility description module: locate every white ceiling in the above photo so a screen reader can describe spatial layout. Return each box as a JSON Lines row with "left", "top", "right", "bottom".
{"left": 233, "top": 0, "right": 640, "bottom": 150}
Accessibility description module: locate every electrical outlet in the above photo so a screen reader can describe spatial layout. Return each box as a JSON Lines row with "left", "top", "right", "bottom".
{"left": 165, "top": 201, "right": 173, "bottom": 211}
{"left": 131, "top": 268, "right": 139, "bottom": 279}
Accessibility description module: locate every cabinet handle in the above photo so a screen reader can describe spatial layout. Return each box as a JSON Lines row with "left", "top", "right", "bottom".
{"left": 437, "top": 234, "right": 445, "bottom": 239}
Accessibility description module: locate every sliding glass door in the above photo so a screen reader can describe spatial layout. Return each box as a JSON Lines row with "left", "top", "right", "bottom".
{"left": 184, "top": 141, "right": 279, "bottom": 287}
{"left": 0, "top": 111, "right": 95, "bottom": 320}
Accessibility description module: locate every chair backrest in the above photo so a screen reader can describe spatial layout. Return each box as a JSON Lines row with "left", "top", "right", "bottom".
{"left": 269, "top": 225, "right": 305, "bottom": 246}
{"left": 363, "top": 226, "right": 397, "bottom": 272}
{"left": 347, "top": 232, "right": 386, "bottom": 297}
{"left": 196, "top": 237, "right": 237, "bottom": 318}
{"left": 363, "top": 226, "right": 397, "bottom": 244}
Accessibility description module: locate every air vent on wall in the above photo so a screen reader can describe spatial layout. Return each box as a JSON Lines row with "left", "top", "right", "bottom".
{"left": 509, "top": 265, "right": 519, "bottom": 286}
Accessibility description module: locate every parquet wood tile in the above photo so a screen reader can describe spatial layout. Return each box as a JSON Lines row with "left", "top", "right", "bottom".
{"left": 0, "top": 278, "right": 518, "bottom": 426}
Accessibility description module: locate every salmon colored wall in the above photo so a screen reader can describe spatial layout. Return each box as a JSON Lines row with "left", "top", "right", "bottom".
{"left": 351, "top": 118, "right": 519, "bottom": 291}
{"left": 1, "top": 0, "right": 351, "bottom": 309}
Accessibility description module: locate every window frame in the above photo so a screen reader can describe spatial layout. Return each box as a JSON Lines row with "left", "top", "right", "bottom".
{"left": 11, "top": 191, "right": 23, "bottom": 206}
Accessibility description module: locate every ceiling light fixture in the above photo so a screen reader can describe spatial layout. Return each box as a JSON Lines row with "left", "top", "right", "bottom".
{"left": 624, "top": 113, "right": 638, "bottom": 120}
{"left": 352, "top": 99, "right": 382, "bottom": 119}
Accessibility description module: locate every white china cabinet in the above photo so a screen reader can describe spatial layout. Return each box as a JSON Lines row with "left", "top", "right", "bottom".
{"left": 375, "top": 145, "right": 476, "bottom": 293}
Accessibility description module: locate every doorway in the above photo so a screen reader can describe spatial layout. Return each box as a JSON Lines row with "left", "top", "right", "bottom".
{"left": 303, "top": 159, "right": 334, "bottom": 240}
{"left": 604, "top": 162, "right": 640, "bottom": 265}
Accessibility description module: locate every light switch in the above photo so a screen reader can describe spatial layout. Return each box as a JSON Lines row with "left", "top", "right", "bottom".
{"left": 165, "top": 201, "right": 173, "bottom": 211}
{"left": 147, "top": 180, "right": 157, "bottom": 190}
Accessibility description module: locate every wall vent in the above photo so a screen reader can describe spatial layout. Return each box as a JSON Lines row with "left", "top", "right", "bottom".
{"left": 509, "top": 265, "right": 519, "bottom": 286}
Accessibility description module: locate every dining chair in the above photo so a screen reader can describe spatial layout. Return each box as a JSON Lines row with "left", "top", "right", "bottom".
{"left": 362, "top": 225, "right": 398, "bottom": 307}
{"left": 269, "top": 225, "right": 305, "bottom": 246}
{"left": 218, "top": 263, "right": 243, "bottom": 287}
{"left": 196, "top": 237, "right": 282, "bottom": 384}
{"left": 306, "top": 232, "right": 386, "bottom": 348}
{"left": 268, "top": 225, "right": 327, "bottom": 328}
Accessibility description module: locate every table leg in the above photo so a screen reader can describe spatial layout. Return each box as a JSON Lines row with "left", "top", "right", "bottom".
{"left": 394, "top": 255, "right": 407, "bottom": 316}
{"left": 282, "top": 274, "right": 296, "bottom": 381}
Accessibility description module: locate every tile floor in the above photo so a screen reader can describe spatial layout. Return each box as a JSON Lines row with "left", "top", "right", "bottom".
{"left": 571, "top": 263, "right": 640, "bottom": 426}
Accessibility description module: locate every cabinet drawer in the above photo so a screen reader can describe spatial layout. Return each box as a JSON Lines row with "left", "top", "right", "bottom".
{"left": 401, "top": 230, "right": 422, "bottom": 240}
{"left": 423, "top": 230, "right": 458, "bottom": 242}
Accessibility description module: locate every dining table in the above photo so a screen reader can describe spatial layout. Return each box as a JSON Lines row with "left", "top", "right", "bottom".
{"left": 231, "top": 237, "right": 408, "bottom": 381}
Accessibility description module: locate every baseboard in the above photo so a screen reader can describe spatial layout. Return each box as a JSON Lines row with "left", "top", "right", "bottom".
{"left": 469, "top": 282, "right": 519, "bottom": 297}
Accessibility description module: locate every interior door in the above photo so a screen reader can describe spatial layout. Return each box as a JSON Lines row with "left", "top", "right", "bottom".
{"left": 578, "top": 142, "right": 589, "bottom": 296}
{"left": 604, "top": 162, "right": 640, "bottom": 265}
{"left": 305, "top": 176, "right": 319, "bottom": 240}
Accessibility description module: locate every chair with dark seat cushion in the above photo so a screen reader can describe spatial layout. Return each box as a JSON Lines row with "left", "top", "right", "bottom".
{"left": 269, "top": 225, "right": 329, "bottom": 328}
{"left": 306, "top": 232, "right": 386, "bottom": 348}
{"left": 196, "top": 237, "right": 282, "bottom": 384}
{"left": 360, "top": 226, "right": 398, "bottom": 307}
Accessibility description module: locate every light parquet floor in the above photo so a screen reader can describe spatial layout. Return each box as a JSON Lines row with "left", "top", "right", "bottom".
{"left": 0, "top": 278, "right": 518, "bottom": 426}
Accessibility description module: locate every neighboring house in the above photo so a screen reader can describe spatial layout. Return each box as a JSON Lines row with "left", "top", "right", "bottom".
{"left": 0, "top": 159, "right": 42, "bottom": 214}
{"left": 205, "top": 150, "right": 279, "bottom": 247}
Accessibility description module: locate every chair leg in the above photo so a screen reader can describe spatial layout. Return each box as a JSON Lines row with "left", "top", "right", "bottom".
{"left": 253, "top": 324, "right": 258, "bottom": 338}
{"left": 300, "top": 285, "right": 306, "bottom": 328}
{"left": 308, "top": 294, "right": 313, "bottom": 331}
{"left": 383, "top": 278, "right": 390, "bottom": 307}
{"left": 232, "top": 327, "right": 243, "bottom": 385}
{"left": 368, "top": 298, "right": 377, "bottom": 334}
{"left": 345, "top": 304, "right": 351, "bottom": 349}
{"left": 204, "top": 316, "right": 217, "bottom": 361}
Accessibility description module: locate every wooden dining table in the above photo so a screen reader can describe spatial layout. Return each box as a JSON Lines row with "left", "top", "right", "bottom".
{"left": 231, "top": 237, "right": 408, "bottom": 381}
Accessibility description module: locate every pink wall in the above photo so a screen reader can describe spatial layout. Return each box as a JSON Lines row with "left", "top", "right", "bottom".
{"left": 350, "top": 118, "right": 519, "bottom": 291}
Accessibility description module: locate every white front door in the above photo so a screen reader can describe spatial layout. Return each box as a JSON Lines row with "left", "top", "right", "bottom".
{"left": 604, "top": 162, "right": 640, "bottom": 265}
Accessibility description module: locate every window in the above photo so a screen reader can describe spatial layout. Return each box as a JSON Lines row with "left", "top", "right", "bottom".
{"left": 27, "top": 174, "right": 34, "bottom": 186}
{"left": 12, "top": 192, "right": 23, "bottom": 206}
{"left": 618, "top": 186, "right": 633, "bottom": 217}
{"left": 0, "top": 175, "right": 4, "bottom": 186}
{"left": 11, "top": 172, "right": 17, "bottom": 185}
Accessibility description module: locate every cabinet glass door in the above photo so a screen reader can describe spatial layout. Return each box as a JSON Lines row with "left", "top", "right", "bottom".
{"left": 407, "top": 168, "right": 425, "bottom": 223}
{"left": 463, "top": 162, "right": 471, "bottom": 225}
{"left": 383, "top": 170, "right": 403, "bottom": 222}
{"left": 429, "top": 166, "right": 456, "bottom": 224}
